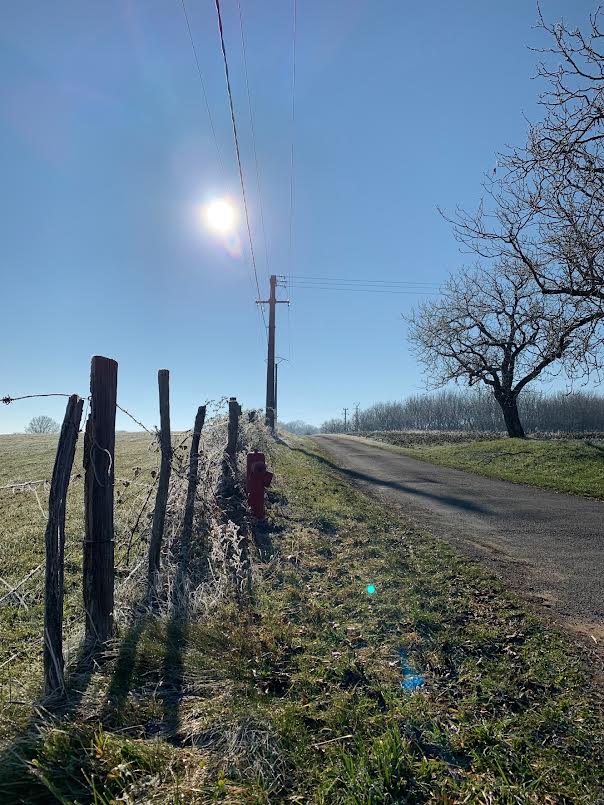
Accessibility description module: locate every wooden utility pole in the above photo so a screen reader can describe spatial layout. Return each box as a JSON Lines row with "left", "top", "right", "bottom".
{"left": 257, "top": 275, "right": 289, "bottom": 430}
{"left": 354, "top": 403, "right": 360, "bottom": 432}
{"left": 343, "top": 407, "right": 348, "bottom": 432}
{"left": 44, "top": 394, "right": 83, "bottom": 695}
{"left": 83, "top": 355, "right": 117, "bottom": 645}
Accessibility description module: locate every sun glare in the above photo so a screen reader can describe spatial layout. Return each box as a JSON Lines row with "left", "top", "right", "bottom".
{"left": 204, "top": 198, "right": 237, "bottom": 235}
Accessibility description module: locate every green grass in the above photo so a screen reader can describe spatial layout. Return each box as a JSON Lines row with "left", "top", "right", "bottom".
{"left": 0, "top": 432, "right": 160, "bottom": 723}
{"left": 0, "top": 434, "right": 603, "bottom": 802}
{"left": 362, "top": 433, "right": 604, "bottom": 499}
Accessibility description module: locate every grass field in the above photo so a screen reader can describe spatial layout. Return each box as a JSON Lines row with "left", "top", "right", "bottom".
{"left": 0, "top": 433, "right": 160, "bottom": 714}
{"left": 0, "top": 433, "right": 603, "bottom": 802}
{"left": 361, "top": 433, "right": 604, "bottom": 499}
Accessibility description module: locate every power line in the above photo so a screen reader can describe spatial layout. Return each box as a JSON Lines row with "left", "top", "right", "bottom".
{"left": 288, "top": 0, "right": 297, "bottom": 272}
{"left": 285, "top": 285, "right": 437, "bottom": 295}
{"left": 213, "top": 0, "right": 267, "bottom": 332}
{"left": 179, "top": 0, "right": 224, "bottom": 173}
{"left": 236, "top": 0, "right": 270, "bottom": 280}
{"left": 286, "top": 274, "right": 440, "bottom": 286}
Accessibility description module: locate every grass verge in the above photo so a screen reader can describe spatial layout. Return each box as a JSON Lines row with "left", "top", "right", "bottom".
{"left": 0, "top": 435, "right": 603, "bottom": 802}
{"left": 0, "top": 433, "right": 160, "bottom": 738}
{"left": 359, "top": 433, "right": 604, "bottom": 499}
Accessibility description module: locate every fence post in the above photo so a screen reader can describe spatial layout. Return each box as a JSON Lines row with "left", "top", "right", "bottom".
{"left": 181, "top": 405, "right": 207, "bottom": 555}
{"left": 226, "top": 397, "right": 241, "bottom": 462}
{"left": 148, "top": 369, "right": 171, "bottom": 587}
{"left": 44, "top": 394, "right": 83, "bottom": 696}
{"left": 83, "top": 356, "right": 118, "bottom": 645}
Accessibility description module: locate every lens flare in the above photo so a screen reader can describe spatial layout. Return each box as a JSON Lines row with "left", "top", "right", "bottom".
{"left": 367, "top": 584, "right": 376, "bottom": 595}
{"left": 203, "top": 198, "right": 237, "bottom": 234}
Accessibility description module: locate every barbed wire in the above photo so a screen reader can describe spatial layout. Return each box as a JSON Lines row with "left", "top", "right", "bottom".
{"left": 116, "top": 403, "right": 156, "bottom": 435}
{"left": 2, "top": 392, "right": 80, "bottom": 405}
{"left": 0, "top": 480, "right": 48, "bottom": 491}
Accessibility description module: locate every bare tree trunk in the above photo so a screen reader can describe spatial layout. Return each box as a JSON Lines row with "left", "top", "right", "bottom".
{"left": 496, "top": 393, "right": 525, "bottom": 438}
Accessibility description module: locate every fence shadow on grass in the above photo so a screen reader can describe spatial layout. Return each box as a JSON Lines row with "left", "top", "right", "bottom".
{"left": 0, "top": 632, "right": 119, "bottom": 801}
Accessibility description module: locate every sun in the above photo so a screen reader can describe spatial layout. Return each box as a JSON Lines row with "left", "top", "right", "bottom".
{"left": 203, "top": 198, "right": 237, "bottom": 235}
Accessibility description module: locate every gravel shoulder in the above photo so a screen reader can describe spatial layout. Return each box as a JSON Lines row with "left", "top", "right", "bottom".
{"left": 313, "top": 434, "right": 604, "bottom": 657}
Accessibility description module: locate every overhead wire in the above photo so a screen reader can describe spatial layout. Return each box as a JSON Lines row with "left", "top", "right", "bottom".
{"left": 213, "top": 0, "right": 267, "bottom": 334}
{"left": 285, "top": 272, "right": 439, "bottom": 295}
{"left": 236, "top": 0, "right": 271, "bottom": 281}
{"left": 179, "top": 0, "right": 224, "bottom": 172}
{"left": 179, "top": 0, "right": 265, "bottom": 345}
{"left": 287, "top": 0, "right": 297, "bottom": 364}
{"left": 288, "top": 0, "right": 297, "bottom": 272}
{"left": 285, "top": 285, "right": 438, "bottom": 295}
{"left": 286, "top": 274, "right": 440, "bottom": 287}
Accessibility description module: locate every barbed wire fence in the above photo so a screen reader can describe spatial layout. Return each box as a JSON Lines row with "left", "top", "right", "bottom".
{"left": 0, "top": 358, "right": 273, "bottom": 705}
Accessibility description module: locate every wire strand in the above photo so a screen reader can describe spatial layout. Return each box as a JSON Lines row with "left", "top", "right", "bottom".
{"left": 237, "top": 0, "right": 270, "bottom": 281}
{"left": 179, "top": 0, "right": 224, "bottom": 173}
{"left": 288, "top": 0, "right": 297, "bottom": 274}
{"left": 285, "top": 285, "right": 437, "bottom": 295}
{"left": 214, "top": 0, "right": 267, "bottom": 334}
{"left": 286, "top": 274, "right": 440, "bottom": 286}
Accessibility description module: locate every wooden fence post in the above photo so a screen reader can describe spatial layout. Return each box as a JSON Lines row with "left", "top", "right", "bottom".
{"left": 226, "top": 397, "right": 242, "bottom": 462}
{"left": 44, "top": 394, "right": 83, "bottom": 696}
{"left": 83, "top": 356, "right": 118, "bottom": 645}
{"left": 181, "top": 405, "right": 207, "bottom": 554}
{"left": 148, "top": 369, "right": 171, "bottom": 586}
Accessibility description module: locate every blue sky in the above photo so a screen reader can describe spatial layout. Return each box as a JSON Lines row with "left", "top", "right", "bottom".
{"left": 0, "top": 0, "right": 595, "bottom": 432}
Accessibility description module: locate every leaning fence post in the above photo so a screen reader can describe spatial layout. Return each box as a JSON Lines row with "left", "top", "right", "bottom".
{"left": 148, "top": 369, "right": 171, "bottom": 587}
{"left": 181, "top": 405, "right": 207, "bottom": 556}
{"left": 83, "top": 356, "right": 118, "bottom": 645}
{"left": 44, "top": 394, "right": 83, "bottom": 696}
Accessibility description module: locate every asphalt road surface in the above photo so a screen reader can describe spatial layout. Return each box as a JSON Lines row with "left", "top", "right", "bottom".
{"left": 313, "top": 434, "right": 604, "bottom": 654}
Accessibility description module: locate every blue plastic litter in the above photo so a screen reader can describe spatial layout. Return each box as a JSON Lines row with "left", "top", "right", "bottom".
{"left": 400, "top": 649, "right": 425, "bottom": 691}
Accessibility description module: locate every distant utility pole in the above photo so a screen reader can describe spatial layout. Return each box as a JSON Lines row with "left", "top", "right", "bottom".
{"left": 354, "top": 402, "right": 360, "bottom": 432}
{"left": 274, "top": 357, "right": 289, "bottom": 425}
{"left": 343, "top": 407, "right": 348, "bottom": 432}
{"left": 258, "top": 275, "right": 289, "bottom": 430}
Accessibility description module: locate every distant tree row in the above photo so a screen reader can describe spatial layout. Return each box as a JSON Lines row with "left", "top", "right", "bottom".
{"left": 321, "top": 390, "right": 604, "bottom": 434}
{"left": 279, "top": 419, "right": 319, "bottom": 435}
{"left": 407, "top": 5, "right": 604, "bottom": 437}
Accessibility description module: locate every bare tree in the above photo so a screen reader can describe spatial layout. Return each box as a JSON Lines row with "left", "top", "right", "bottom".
{"left": 25, "top": 415, "right": 61, "bottom": 434}
{"left": 451, "top": 5, "right": 604, "bottom": 324}
{"left": 407, "top": 263, "right": 596, "bottom": 437}
{"left": 279, "top": 420, "right": 319, "bottom": 435}
{"left": 343, "top": 390, "right": 604, "bottom": 433}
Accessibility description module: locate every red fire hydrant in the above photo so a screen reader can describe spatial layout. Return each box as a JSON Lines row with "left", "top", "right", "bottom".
{"left": 246, "top": 452, "right": 273, "bottom": 518}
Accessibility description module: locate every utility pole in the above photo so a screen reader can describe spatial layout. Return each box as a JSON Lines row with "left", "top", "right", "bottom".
{"left": 354, "top": 402, "right": 360, "bottom": 432}
{"left": 343, "top": 407, "right": 348, "bottom": 432}
{"left": 257, "top": 275, "right": 289, "bottom": 430}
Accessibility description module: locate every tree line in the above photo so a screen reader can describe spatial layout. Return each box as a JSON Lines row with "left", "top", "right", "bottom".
{"left": 406, "top": 5, "right": 604, "bottom": 437}
{"left": 320, "top": 390, "right": 604, "bottom": 434}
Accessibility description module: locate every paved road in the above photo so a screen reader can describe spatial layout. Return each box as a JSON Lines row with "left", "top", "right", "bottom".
{"left": 313, "top": 435, "right": 604, "bottom": 652}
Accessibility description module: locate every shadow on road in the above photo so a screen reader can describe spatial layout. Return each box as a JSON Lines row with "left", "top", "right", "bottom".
{"left": 295, "top": 443, "right": 489, "bottom": 516}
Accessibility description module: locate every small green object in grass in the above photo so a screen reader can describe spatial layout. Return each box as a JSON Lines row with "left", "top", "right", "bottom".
{"left": 367, "top": 584, "right": 376, "bottom": 595}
